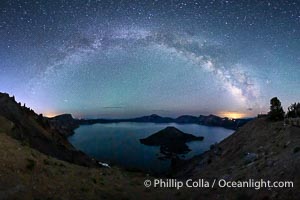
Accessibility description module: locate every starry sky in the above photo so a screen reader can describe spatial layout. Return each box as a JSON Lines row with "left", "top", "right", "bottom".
{"left": 0, "top": 0, "right": 299, "bottom": 119}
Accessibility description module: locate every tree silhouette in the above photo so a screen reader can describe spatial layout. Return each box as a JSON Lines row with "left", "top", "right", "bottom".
{"left": 286, "top": 102, "right": 300, "bottom": 118}
{"left": 268, "top": 97, "right": 285, "bottom": 121}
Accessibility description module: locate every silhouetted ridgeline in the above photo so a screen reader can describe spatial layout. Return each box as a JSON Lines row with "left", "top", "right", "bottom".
{"left": 78, "top": 114, "right": 253, "bottom": 130}
{"left": 47, "top": 114, "right": 79, "bottom": 137}
{"left": 0, "top": 92, "right": 96, "bottom": 167}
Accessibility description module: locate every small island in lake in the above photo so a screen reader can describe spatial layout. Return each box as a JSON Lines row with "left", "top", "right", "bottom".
{"left": 140, "top": 126, "right": 204, "bottom": 155}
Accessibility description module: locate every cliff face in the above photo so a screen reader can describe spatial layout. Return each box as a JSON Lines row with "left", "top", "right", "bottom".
{"left": 48, "top": 114, "right": 79, "bottom": 137}
{"left": 174, "top": 118, "right": 300, "bottom": 199}
{"left": 0, "top": 93, "right": 95, "bottom": 167}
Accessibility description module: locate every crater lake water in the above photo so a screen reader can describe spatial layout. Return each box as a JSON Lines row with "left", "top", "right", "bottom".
{"left": 68, "top": 123, "right": 234, "bottom": 174}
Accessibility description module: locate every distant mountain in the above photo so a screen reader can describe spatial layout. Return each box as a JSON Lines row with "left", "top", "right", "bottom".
{"left": 175, "top": 115, "right": 200, "bottom": 123}
{"left": 130, "top": 114, "right": 174, "bottom": 123}
{"left": 79, "top": 114, "right": 253, "bottom": 130}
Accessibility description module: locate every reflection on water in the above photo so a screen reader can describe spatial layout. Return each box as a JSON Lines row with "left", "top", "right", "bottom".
{"left": 68, "top": 122, "right": 234, "bottom": 174}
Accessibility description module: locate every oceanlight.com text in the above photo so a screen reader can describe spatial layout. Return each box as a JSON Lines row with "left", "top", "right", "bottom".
{"left": 144, "top": 179, "right": 294, "bottom": 190}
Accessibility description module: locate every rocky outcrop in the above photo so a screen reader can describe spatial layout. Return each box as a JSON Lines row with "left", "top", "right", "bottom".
{"left": 140, "top": 126, "right": 204, "bottom": 155}
{"left": 48, "top": 114, "right": 79, "bottom": 137}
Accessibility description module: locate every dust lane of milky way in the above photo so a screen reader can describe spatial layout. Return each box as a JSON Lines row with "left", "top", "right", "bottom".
{"left": 0, "top": 0, "right": 299, "bottom": 118}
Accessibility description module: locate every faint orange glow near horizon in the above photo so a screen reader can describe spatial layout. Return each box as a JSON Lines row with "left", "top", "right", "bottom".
{"left": 43, "top": 112, "right": 60, "bottom": 118}
{"left": 218, "top": 111, "right": 247, "bottom": 119}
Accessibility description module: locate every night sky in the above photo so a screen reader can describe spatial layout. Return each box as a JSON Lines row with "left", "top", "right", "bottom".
{"left": 1, "top": 0, "right": 299, "bottom": 119}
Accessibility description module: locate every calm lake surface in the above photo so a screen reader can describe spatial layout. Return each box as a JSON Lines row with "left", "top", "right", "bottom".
{"left": 68, "top": 123, "right": 234, "bottom": 174}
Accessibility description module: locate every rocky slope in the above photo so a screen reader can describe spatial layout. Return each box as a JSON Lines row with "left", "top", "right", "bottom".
{"left": 174, "top": 117, "right": 300, "bottom": 199}
{"left": 0, "top": 93, "right": 181, "bottom": 199}
{"left": 0, "top": 116, "right": 181, "bottom": 199}
{"left": 0, "top": 93, "right": 95, "bottom": 167}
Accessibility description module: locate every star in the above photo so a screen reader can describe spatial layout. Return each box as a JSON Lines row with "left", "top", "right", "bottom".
{"left": 0, "top": 0, "right": 299, "bottom": 118}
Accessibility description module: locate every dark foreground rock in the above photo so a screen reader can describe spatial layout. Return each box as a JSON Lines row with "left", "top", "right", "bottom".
{"left": 0, "top": 92, "right": 97, "bottom": 167}
{"left": 174, "top": 118, "right": 300, "bottom": 199}
{"left": 48, "top": 114, "right": 79, "bottom": 137}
